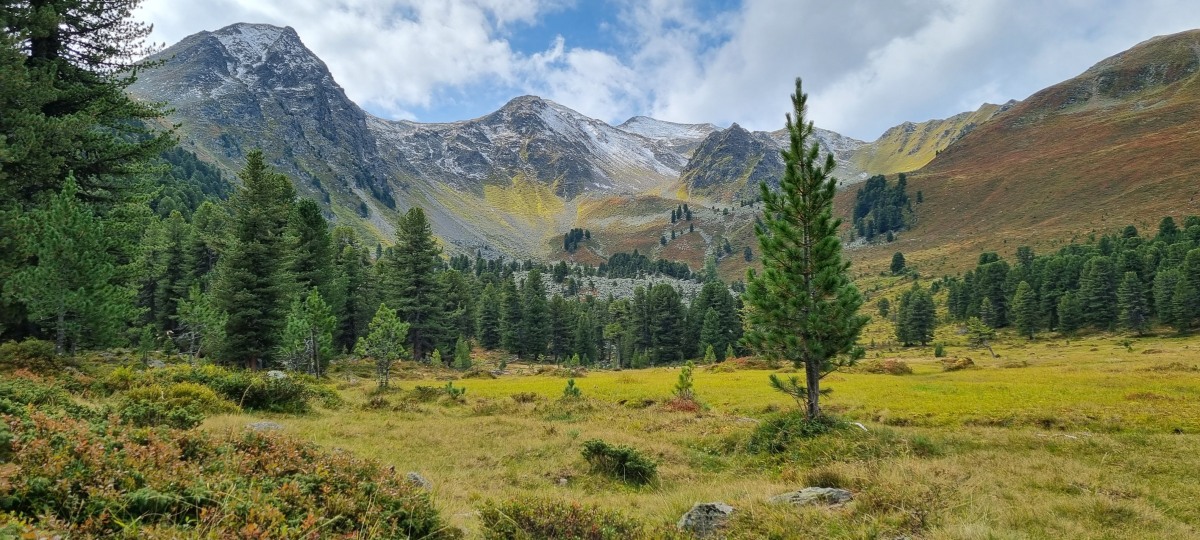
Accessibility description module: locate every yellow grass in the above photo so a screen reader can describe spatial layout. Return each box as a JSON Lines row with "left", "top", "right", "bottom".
{"left": 204, "top": 333, "right": 1200, "bottom": 538}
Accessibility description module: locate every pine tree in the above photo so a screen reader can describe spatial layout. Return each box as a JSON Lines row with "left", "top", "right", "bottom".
{"left": 1057, "top": 292, "right": 1083, "bottom": 335}
{"left": 477, "top": 283, "right": 503, "bottom": 350}
{"left": 979, "top": 297, "right": 999, "bottom": 329}
{"left": 521, "top": 268, "right": 551, "bottom": 360}
{"left": 648, "top": 283, "right": 684, "bottom": 365}
{"left": 965, "top": 317, "right": 996, "bottom": 357}
{"left": 499, "top": 275, "right": 524, "bottom": 356}
{"left": 7, "top": 177, "right": 134, "bottom": 354}
{"left": 1153, "top": 268, "right": 1181, "bottom": 328}
{"left": 573, "top": 309, "right": 598, "bottom": 365}
{"left": 743, "top": 79, "right": 867, "bottom": 419}
{"left": 355, "top": 304, "right": 409, "bottom": 389}
{"left": 175, "top": 284, "right": 225, "bottom": 360}
{"left": 891, "top": 252, "right": 906, "bottom": 275}
{"left": 699, "top": 307, "right": 724, "bottom": 360}
{"left": 287, "top": 199, "right": 336, "bottom": 301}
{"left": 1116, "top": 271, "right": 1150, "bottom": 335}
{"left": 703, "top": 344, "right": 717, "bottom": 364}
{"left": 725, "top": 343, "right": 736, "bottom": 362}
{"left": 212, "top": 150, "right": 295, "bottom": 369}
{"left": 278, "top": 288, "right": 336, "bottom": 376}
{"left": 896, "top": 285, "right": 934, "bottom": 346}
{"left": 1012, "top": 280, "right": 1039, "bottom": 339}
{"left": 547, "top": 294, "right": 574, "bottom": 362}
{"left": 454, "top": 336, "right": 472, "bottom": 370}
{"left": 332, "top": 238, "right": 376, "bottom": 352}
{"left": 382, "top": 207, "right": 446, "bottom": 361}
{"left": 1078, "top": 256, "right": 1118, "bottom": 329}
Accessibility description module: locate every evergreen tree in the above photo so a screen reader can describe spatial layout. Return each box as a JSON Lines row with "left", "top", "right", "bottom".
{"left": 453, "top": 336, "right": 472, "bottom": 370}
{"left": 1057, "top": 292, "right": 1083, "bottom": 335}
{"left": 1078, "top": 256, "right": 1118, "bottom": 329}
{"left": 1012, "top": 280, "right": 1039, "bottom": 339}
{"left": 439, "top": 269, "right": 477, "bottom": 348}
{"left": 743, "top": 79, "right": 867, "bottom": 418}
{"left": 573, "top": 310, "right": 598, "bottom": 365}
{"left": 648, "top": 283, "right": 684, "bottom": 365}
{"left": 499, "top": 275, "right": 524, "bottom": 356}
{"left": 1117, "top": 271, "right": 1150, "bottom": 335}
{"left": 547, "top": 294, "right": 574, "bottom": 362}
{"left": 477, "top": 283, "right": 503, "bottom": 350}
{"left": 891, "top": 252, "right": 906, "bottom": 275}
{"left": 877, "top": 297, "right": 891, "bottom": 318}
{"left": 521, "top": 267, "right": 551, "bottom": 360}
{"left": 287, "top": 199, "right": 336, "bottom": 301}
{"left": 212, "top": 150, "right": 295, "bottom": 369}
{"left": 965, "top": 317, "right": 997, "bottom": 357}
{"left": 1153, "top": 268, "right": 1181, "bottom": 328}
{"left": 699, "top": 307, "right": 724, "bottom": 360}
{"left": 332, "top": 238, "right": 376, "bottom": 352}
{"left": 278, "top": 288, "right": 336, "bottom": 376}
{"left": 703, "top": 344, "right": 717, "bottom": 364}
{"left": 382, "top": 207, "right": 446, "bottom": 361}
{"left": 896, "top": 285, "right": 934, "bottom": 346}
{"left": 6, "top": 177, "right": 133, "bottom": 354}
{"left": 355, "top": 304, "right": 409, "bottom": 389}
{"left": 979, "top": 297, "right": 999, "bottom": 329}
{"left": 725, "top": 343, "right": 736, "bottom": 361}
{"left": 1171, "top": 249, "right": 1200, "bottom": 331}
{"left": 185, "top": 201, "right": 229, "bottom": 284}
{"left": 175, "top": 284, "right": 225, "bottom": 361}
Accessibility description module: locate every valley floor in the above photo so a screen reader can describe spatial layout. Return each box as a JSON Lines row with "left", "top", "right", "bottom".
{"left": 204, "top": 333, "right": 1200, "bottom": 538}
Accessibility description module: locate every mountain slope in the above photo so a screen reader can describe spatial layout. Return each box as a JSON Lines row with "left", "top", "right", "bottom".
{"left": 847, "top": 29, "right": 1200, "bottom": 275}
{"left": 848, "top": 101, "right": 1015, "bottom": 176}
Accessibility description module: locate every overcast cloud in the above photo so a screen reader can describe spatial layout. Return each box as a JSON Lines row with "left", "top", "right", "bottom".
{"left": 135, "top": 0, "right": 1200, "bottom": 140}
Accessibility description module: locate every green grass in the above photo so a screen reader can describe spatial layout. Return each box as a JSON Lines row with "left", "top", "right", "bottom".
{"left": 202, "top": 332, "right": 1200, "bottom": 538}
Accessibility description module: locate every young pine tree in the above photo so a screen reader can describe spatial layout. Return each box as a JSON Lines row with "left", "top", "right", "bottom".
{"left": 453, "top": 336, "right": 472, "bottom": 370}
{"left": 278, "top": 288, "right": 336, "bottom": 376}
{"left": 521, "top": 267, "right": 551, "bottom": 360}
{"left": 743, "top": 79, "right": 867, "bottom": 419}
{"left": 356, "top": 304, "right": 409, "bottom": 389}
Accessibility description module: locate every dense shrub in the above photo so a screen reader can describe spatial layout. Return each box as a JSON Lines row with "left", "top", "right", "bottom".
{"left": 479, "top": 498, "right": 673, "bottom": 540}
{"left": 107, "top": 364, "right": 341, "bottom": 413}
{"left": 0, "top": 339, "right": 57, "bottom": 372}
{"left": 581, "top": 439, "right": 658, "bottom": 485}
{"left": 747, "top": 411, "right": 844, "bottom": 454}
{"left": 0, "top": 411, "right": 457, "bottom": 538}
{"left": 116, "top": 382, "right": 239, "bottom": 429}
{"left": 856, "top": 359, "right": 913, "bottom": 375}
{"left": 0, "top": 372, "right": 96, "bottom": 420}
{"left": 941, "top": 357, "right": 976, "bottom": 372}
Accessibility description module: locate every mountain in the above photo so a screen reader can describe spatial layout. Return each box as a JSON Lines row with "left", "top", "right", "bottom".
{"left": 846, "top": 29, "right": 1200, "bottom": 275}
{"left": 616, "top": 116, "right": 720, "bottom": 155}
{"left": 130, "top": 22, "right": 1048, "bottom": 264}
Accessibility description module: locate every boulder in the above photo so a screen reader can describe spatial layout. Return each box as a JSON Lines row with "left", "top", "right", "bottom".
{"left": 146, "top": 359, "right": 166, "bottom": 369}
{"left": 246, "top": 421, "right": 284, "bottom": 431}
{"left": 677, "top": 502, "right": 734, "bottom": 538}
{"left": 769, "top": 487, "right": 853, "bottom": 506}
{"left": 406, "top": 472, "right": 432, "bottom": 491}
{"left": 266, "top": 370, "right": 288, "bottom": 380}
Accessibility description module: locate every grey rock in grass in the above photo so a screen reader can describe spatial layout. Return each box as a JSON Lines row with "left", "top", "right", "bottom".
{"left": 406, "top": 472, "right": 432, "bottom": 491}
{"left": 677, "top": 502, "right": 734, "bottom": 538}
{"left": 246, "top": 421, "right": 284, "bottom": 431}
{"left": 769, "top": 487, "right": 853, "bottom": 506}
{"left": 266, "top": 370, "right": 288, "bottom": 380}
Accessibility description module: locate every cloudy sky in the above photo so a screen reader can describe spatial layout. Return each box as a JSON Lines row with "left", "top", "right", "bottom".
{"left": 136, "top": 0, "right": 1200, "bottom": 141}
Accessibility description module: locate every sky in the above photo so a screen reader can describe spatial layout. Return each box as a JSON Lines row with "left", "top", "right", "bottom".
{"left": 135, "top": 0, "right": 1200, "bottom": 141}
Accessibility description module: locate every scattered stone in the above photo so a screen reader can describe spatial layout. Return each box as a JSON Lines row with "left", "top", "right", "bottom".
{"left": 769, "top": 487, "right": 854, "bottom": 506}
{"left": 146, "top": 359, "right": 166, "bottom": 369}
{"left": 266, "top": 370, "right": 288, "bottom": 380}
{"left": 406, "top": 472, "right": 432, "bottom": 491}
{"left": 677, "top": 502, "right": 734, "bottom": 538}
{"left": 557, "top": 477, "right": 569, "bottom": 486}
{"left": 246, "top": 421, "right": 284, "bottom": 431}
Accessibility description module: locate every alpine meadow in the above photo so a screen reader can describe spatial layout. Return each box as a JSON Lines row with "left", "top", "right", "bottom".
{"left": 4, "top": 1, "right": 1200, "bottom": 539}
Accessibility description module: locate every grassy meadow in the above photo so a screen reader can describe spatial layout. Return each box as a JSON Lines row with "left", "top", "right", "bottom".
{"left": 203, "top": 331, "right": 1200, "bottom": 538}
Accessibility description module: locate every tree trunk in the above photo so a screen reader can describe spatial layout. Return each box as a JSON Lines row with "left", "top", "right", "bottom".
{"left": 804, "top": 355, "right": 821, "bottom": 419}
{"left": 55, "top": 300, "right": 66, "bottom": 356}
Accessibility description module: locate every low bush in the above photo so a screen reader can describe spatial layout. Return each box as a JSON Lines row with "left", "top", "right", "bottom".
{"left": 856, "top": 359, "right": 913, "bottom": 375}
{"left": 0, "top": 372, "right": 96, "bottom": 420}
{"left": 0, "top": 339, "right": 57, "bottom": 373}
{"left": 747, "top": 411, "right": 844, "bottom": 454}
{"left": 0, "top": 410, "right": 458, "bottom": 538}
{"left": 581, "top": 439, "right": 658, "bottom": 485}
{"left": 511, "top": 391, "right": 540, "bottom": 403}
{"left": 941, "top": 357, "right": 975, "bottom": 371}
{"left": 409, "top": 385, "right": 442, "bottom": 402}
{"left": 479, "top": 498, "right": 672, "bottom": 540}
{"left": 117, "top": 382, "right": 239, "bottom": 429}
{"left": 105, "top": 364, "right": 340, "bottom": 413}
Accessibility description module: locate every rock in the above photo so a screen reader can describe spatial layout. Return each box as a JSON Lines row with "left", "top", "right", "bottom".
{"left": 266, "top": 370, "right": 288, "bottom": 380}
{"left": 406, "top": 472, "right": 432, "bottom": 491}
{"left": 677, "top": 502, "right": 734, "bottom": 538}
{"left": 146, "top": 359, "right": 166, "bottom": 369}
{"left": 246, "top": 421, "right": 284, "bottom": 431}
{"left": 769, "top": 487, "right": 853, "bottom": 506}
